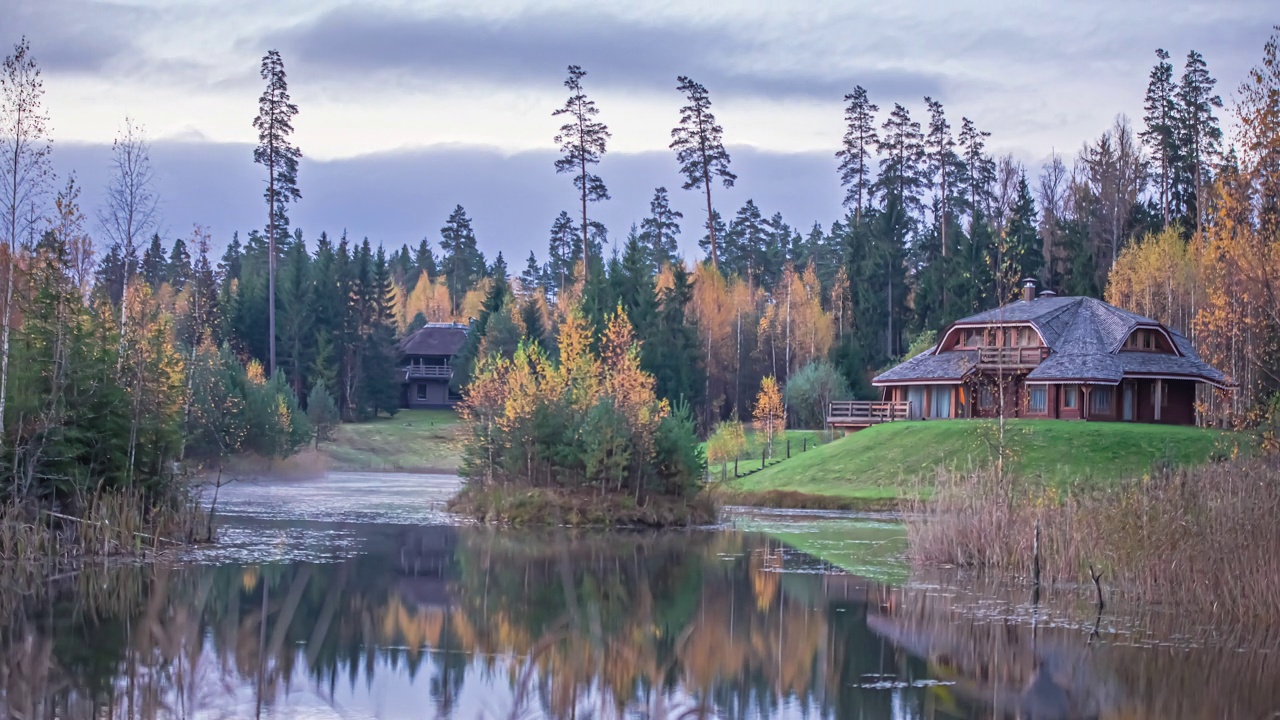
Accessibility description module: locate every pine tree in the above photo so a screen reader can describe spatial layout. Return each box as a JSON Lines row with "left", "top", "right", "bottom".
{"left": 639, "top": 186, "right": 683, "bottom": 270}
{"left": 252, "top": 49, "right": 302, "bottom": 375}
{"left": 306, "top": 378, "right": 340, "bottom": 447}
{"left": 872, "top": 104, "right": 926, "bottom": 358}
{"left": 836, "top": 86, "right": 879, "bottom": 223}
{"left": 1141, "top": 49, "right": 1178, "bottom": 230}
{"left": 167, "top": 237, "right": 192, "bottom": 290}
{"left": 1175, "top": 49, "right": 1223, "bottom": 235}
{"left": 671, "top": 76, "right": 736, "bottom": 268}
{"left": 141, "top": 233, "right": 166, "bottom": 288}
{"left": 219, "top": 232, "right": 243, "bottom": 283}
{"left": 553, "top": 65, "right": 610, "bottom": 275}
{"left": 439, "top": 204, "right": 483, "bottom": 315}
{"left": 958, "top": 117, "right": 995, "bottom": 230}
{"left": 698, "top": 210, "right": 728, "bottom": 265}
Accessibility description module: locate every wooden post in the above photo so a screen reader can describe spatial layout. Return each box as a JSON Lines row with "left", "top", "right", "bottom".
{"left": 762, "top": 447, "right": 767, "bottom": 469}
{"left": 786, "top": 439, "right": 791, "bottom": 459}
{"left": 803, "top": 438, "right": 808, "bottom": 453}
{"left": 734, "top": 458, "right": 739, "bottom": 478}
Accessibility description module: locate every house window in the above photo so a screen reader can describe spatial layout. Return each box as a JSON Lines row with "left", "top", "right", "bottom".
{"left": 979, "top": 385, "right": 995, "bottom": 409}
{"left": 1062, "top": 384, "right": 1078, "bottom": 409}
{"left": 416, "top": 384, "right": 427, "bottom": 401}
{"left": 1091, "top": 386, "right": 1114, "bottom": 415}
{"left": 1143, "top": 331, "right": 1153, "bottom": 350}
{"left": 1029, "top": 386, "right": 1047, "bottom": 413}
{"left": 930, "top": 386, "right": 952, "bottom": 419}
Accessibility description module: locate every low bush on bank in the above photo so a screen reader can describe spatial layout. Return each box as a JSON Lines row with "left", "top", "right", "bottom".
{"left": 457, "top": 307, "right": 709, "bottom": 526}
{"left": 907, "top": 457, "right": 1280, "bottom": 621}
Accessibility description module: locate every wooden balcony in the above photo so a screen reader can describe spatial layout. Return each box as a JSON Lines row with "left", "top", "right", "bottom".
{"left": 976, "top": 347, "right": 1049, "bottom": 368}
{"left": 405, "top": 365, "right": 452, "bottom": 380}
{"left": 827, "top": 400, "right": 911, "bottom": 428}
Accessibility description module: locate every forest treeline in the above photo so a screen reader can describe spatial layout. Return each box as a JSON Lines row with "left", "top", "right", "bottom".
{"left": 1, "top": 29, "right": 1279, "bottom": 509}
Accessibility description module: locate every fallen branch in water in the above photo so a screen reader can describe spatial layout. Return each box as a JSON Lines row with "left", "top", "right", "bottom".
{"left": 1089, "top": 562, "right": 1105, "bottom": 611}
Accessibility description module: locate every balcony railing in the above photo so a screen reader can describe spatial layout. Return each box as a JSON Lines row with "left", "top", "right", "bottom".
{"left": 976, "top": 347, "right": 1049, "bottom": 368}
{"left": 405, "top": 365, "right": 452, "bottom": 379}
{"left": 827, "top": 400, "right": 911, "bottom": 426}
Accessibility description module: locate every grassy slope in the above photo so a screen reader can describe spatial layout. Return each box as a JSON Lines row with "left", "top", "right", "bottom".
{"left": 726, "top": 420, "right": 1244, "bottom": 499}
{"left": 703, "top": 429, "right": 834, "bottom": 476}
{"left": 321, "top": 409, "right": 463, "bottom": 473}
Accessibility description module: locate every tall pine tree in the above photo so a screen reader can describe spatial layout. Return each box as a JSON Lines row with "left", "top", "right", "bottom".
{"left": 671, "top": 76, "right": 736, "bottom": 269}
{"left": 553, "top": 65, "right": 610, "bottom": 275}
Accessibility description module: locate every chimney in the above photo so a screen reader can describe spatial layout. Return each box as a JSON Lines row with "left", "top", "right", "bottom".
{"left": 1021, "top": 278, "right": 1037, "bottom": 302}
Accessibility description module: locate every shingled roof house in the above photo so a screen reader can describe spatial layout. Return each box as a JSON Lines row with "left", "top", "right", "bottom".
{"left": 398, "top": 323, "right": 468, "bottom": 409}
{"left": 849, "top": 281, "right": 1231, "bottom": 427}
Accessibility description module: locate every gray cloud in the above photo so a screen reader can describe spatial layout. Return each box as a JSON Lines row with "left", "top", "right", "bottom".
{"left": 270, "top": 7, "right": 947, "bottom": 102}
{"left": 7, "top": 0, "right": 151, "bottom": 73}
{"left": 53, "top": 140, "right": 843, "bottom": 262}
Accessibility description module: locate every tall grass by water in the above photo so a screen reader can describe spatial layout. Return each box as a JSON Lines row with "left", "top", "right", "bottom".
{"left": 0, "top": 489, "right": 208, "bottom": 564}
{"left": 907, "top": 457, "right": 1280, "bottom": 622}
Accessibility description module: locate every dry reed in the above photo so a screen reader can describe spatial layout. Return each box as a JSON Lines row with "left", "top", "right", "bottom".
{"left": 0, "top": 487, "right": 209, "bottom": 564}
{"left": 907, "top": 457, "right": 1280, "bottom": 623}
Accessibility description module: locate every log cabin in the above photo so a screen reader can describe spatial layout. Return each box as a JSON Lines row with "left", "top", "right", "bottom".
{"left": 399, "top": 322, "right": 468, "bottom": 409}
{"left": 832, "top": 281, "right": 1232, "bottom": 428}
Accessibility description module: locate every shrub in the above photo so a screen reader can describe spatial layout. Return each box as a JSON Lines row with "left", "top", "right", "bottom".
{"left": 784, "top": 360, "right": 852, "bottom": 428}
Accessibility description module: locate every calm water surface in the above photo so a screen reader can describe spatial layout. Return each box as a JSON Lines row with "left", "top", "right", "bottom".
{"left": 2, "top": 473, "right": 1278, "bottom": 719}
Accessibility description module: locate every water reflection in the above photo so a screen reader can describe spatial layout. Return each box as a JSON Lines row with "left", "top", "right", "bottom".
{"left": 1, "top": 526, "right": 1277, "bottom": 719}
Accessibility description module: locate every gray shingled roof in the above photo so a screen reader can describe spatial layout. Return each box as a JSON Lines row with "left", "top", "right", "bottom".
{"left": 874, "top": 295, "right": 1232, "bottom": 387}
{"left": 400, "top": 325, "right": 469, "bottom": 357}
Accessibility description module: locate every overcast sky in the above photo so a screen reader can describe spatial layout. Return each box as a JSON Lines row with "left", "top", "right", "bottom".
{"left": 13, "top": 0, "right": 1278, "bottom": 262}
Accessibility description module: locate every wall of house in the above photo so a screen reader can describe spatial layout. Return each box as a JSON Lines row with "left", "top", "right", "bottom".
{"left": 403, "top": 380, "right": 453, "bottom": 409}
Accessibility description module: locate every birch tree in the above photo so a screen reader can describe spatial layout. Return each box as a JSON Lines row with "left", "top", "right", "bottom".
{"left": 99, "top": 118, "right": 158, "bottom": 341}
{"left": 0, "top": 37, "right": 52, "bottom": 455}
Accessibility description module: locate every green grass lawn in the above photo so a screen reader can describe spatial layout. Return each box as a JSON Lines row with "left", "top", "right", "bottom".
{"left": 321, "top": 409, "right": 463, "bottom": 473}
{"left": 726, "top": 420, "right": 1245, "bottom": 500}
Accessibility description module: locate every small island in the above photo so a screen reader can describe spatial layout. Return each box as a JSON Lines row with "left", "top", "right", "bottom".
{"left": 448, "top": 306, "right": 714, "bottom": 527}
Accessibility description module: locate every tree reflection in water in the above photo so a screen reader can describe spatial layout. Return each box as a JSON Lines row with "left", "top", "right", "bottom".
{"left": 1, "top": 526, "right": 1278, "bottom": 719}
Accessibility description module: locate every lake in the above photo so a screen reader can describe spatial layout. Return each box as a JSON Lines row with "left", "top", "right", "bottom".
{"left": 1, "top": 473, "right": 1278, "bottom": 719}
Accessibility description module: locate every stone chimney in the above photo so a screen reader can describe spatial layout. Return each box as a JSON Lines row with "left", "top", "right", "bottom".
{"left": 1021, "top": 278, "right": 1037, "bottom": 302}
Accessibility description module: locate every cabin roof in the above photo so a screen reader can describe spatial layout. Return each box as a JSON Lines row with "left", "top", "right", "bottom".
{"left": 399, "top": 324, "right": 469, "bottom": 357}
{"left": 874, "top": 295, "right": 1230, "bottom": 387}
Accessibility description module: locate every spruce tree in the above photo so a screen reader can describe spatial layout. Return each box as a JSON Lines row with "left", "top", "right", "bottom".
{"left": 167, "top": 237, "right": 192, "bottom": 290}
{"left": 639, "top": 186, "right": 683, "bottom": 269}
{"left": 872, "top": 104, "right": 926, "bottom": 358}
{"left": 836, "top": 86, "right": 879, "bottom": 223}
{"left": 651, "top": 262, "right": 704, "bottom": 408}
{"left": 252, "top": 49, "right": 302, "bottom": 375}
{"left": 278, "top": 236, "right": 313, "bottom": 395}
{"left": 1001, "top": 172, "right": 1044, "bottom": 294}
{"left": 439, "top": 205, "right": 483, "bottom": 315}
{"left": 520, "top": 251, "right": 543, "bottom": 292}
{"left": 553, "top": 65, "right": 610, "bottom": 274}
{"left": 361, "top": 247, "right": 399, "bottom": 418}
{"left": 724, "top": 200, "right": 766, "bottom": 281}
{"left": 671, "top": 76, "right": 736, "bottom": 268}
{"left": 547, "top": 210, "right": 578, "bottom": 294}
{"left": 958, "top": 117, "right": 995, "bottom": 229}
{"left": 141, "top": 233, "right": 167, "bottom": 288}
{"left": 414, "top": 237, "right": 439, "bottom": 283}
